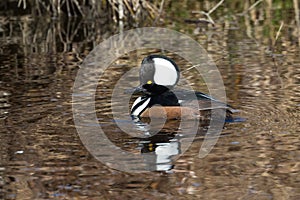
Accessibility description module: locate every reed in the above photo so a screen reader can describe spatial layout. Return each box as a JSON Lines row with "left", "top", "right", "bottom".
{"left": 13, "top": 0, "right": 160, "bottom": 22}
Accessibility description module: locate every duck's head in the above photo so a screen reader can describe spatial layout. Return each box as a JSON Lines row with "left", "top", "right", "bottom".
{"left": 140, "top": 55, "right": 180, "bottom": 89}
{"left": 129, "top": 55, "right": 180, "bottom": 95}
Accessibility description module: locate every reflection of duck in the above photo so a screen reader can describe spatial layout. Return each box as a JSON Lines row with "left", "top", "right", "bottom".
{"left": 131, "top": 55, "right": 237, "bottom": 120}
{"left": 140, "top": 133, "right": 179, "bottom": 171}
{"left": 134, "top": 112, "right": 210, "bottom": 171}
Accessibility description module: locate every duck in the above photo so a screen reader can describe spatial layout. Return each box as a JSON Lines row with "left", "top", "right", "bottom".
{"left": 130, "top": 55, "right": 237, "bottom": 120}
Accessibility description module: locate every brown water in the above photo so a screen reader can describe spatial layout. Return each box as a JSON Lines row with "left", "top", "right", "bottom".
{"left": 1, "top": 3, "right": 300, "bottom": 200}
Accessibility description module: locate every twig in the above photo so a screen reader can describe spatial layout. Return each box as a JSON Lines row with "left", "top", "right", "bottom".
{"left": 271, "top": 21, "right": 285, "bottom": 89}
{"left": 72, "top": 0, "right": 85, "bottom": 17}
{"left": 18, "top": 0, "right": 27, "bottom": 9}
{"left": 153, "top": 0, "right": 165, "bottom": 25}
{"left": 248, "top": 0, "right": 263, "bottom": 12}
{"left": 293, "top": 0, "right": 300, "bottom": 46}
{"left": 208, "top": 0, "right": 224, "bottom": 15}
{"left": 192, "top": 0, "right": 225, "bottom": 25}
{"left": 241, "top": 0, "right": 263, "bottom": 15}
{"left": 66, "top": 0, "right": 71, "bottom": 17}
{"left": 181, "top": 64, "right": 200, "bottom": 73}
{"left": 118, "top": 0, "right": 124, "bottom": 20}
{"left": 123, "top": 0, "right": 135, "bottom": 16}
{"left": 274, "top": 21, "right": 284, "bottom": 46}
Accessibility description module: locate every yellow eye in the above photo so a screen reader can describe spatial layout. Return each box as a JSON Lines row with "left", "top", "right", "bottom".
{"left": 147, "top": 80, "right": 152, "bottom": 84}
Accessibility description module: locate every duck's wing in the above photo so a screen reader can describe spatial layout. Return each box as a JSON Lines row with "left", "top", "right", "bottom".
{"left": 172, "top": 89, "right": 239, "bottom": 114}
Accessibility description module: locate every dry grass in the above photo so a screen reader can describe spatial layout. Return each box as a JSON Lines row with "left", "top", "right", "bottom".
{"left": 14, "top": 0, "right": 160, "bottom": 21}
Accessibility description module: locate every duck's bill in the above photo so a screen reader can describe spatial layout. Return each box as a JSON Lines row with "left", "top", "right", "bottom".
{"left": 124, "top": 86, "right": 145, "bottom": 94}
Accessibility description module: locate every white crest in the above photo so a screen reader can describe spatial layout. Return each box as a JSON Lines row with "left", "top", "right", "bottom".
{"left": 153, "top": 58, "right": 178, "bottom": 86}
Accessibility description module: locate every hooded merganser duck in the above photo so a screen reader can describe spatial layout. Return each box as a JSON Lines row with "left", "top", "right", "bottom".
{"left": 130, "top": 55, "right": 236, "bottom": 120}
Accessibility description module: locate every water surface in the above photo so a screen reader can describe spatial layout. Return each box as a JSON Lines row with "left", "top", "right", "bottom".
{"left": 0, "top": 2, "right": 299, "bottom": 199}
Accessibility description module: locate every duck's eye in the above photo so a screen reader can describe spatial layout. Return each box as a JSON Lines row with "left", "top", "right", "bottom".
{"left": 147, "top": 80, "right": 152, "bottom": 84}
